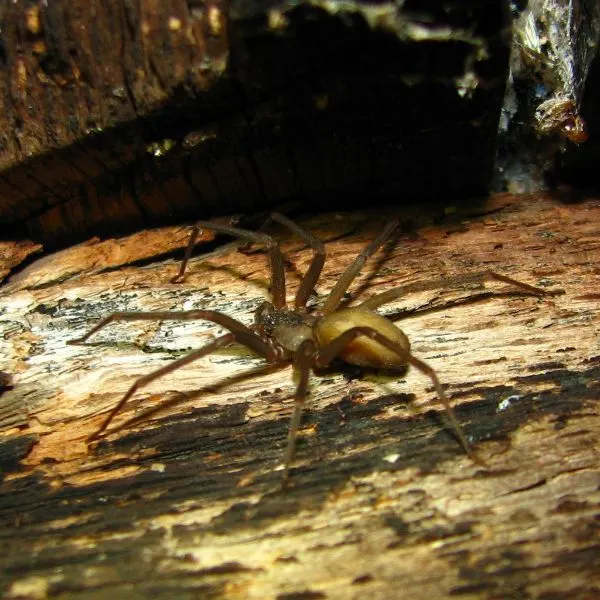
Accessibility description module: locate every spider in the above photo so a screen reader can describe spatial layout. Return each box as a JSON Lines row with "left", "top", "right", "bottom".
{"left": 69, "top": 213, "right": 555, "bottom": 484}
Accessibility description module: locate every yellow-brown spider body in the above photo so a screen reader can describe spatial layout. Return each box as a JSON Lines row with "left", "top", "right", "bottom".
{"left": 255, "top": 303, "right": 410, "bottom": 368}
{"left": 314, "top": 308, "right": 410, "bottom": 369}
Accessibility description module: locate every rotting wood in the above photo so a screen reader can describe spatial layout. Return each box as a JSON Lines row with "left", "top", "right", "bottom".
{"left": 0, "top": 240, "right": 43, "bottom": 282}
{"left": 0, "top": 192, "right": 599, "bottom": 599}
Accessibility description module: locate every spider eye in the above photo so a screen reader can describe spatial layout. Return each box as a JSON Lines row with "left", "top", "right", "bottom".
{"left": 255, "top": 301, "right": 274, "bottom": 326}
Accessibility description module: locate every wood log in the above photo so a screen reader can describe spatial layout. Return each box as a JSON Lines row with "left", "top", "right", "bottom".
{"left": 1, "top": 192, "right": 599, "bottom": 598}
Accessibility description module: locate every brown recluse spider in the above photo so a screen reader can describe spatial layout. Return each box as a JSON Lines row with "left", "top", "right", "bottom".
{"left": 69, "top": 213, "right": 558, "bottom": 485}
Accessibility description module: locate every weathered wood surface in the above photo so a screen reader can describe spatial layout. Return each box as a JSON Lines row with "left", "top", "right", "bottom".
{"left": 0, "top": 192, "right": 599, "bottom": 599}
{"left": 0, "top": 240, "right": 43, "bottom": 282}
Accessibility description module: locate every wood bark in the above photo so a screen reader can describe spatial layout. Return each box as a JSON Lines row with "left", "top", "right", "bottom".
{"left": 0, "top": 192, "right": 599, "bottom": 599}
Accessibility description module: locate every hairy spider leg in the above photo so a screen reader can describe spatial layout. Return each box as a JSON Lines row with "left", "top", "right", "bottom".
{"left": 68, "top": 310, "right": 279, "bottom": 440}
{"left": 172, "top": 221, "right": 287, "bottom": 308}
{"left": 170, "top": 223, "right": 201, "bottom": 284}
{"left": 320, "top": 220, "right": 399, "bottom": 315}
{"left": 359, "top": 270, "right": 556, "bottom": 311}
{"left": 283, "top": 325, "right": 482, "bottom": 483}
{"left": 236, "top": 203, "right": 306, "bottom": 254}
{"left": 232, "top": 211, "right": 326, "bottom": 310}
{"left": 282, "top": 338, "right": 317, "bottom": 485}
{"left": 269, "top": 213, "right": 326, "bottom": 311}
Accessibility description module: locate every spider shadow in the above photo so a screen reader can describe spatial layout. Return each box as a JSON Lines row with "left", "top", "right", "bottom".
{"left": 92, "top": 360, "right": 290, "bottom": 440}
{"left": 384, "top": 289, "right": 547, "bottom": 323}
{"left": 189, "top": 259, "right": 271, "bottom": 294}
{"left": 92, "top": 384, "right": 475, "bottom": 521}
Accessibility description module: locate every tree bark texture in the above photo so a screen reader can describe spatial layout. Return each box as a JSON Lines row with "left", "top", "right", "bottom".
{"left": 0, "top": 192, "right": 599, "bottom": 599}
{"left": 0, "top": 0, "right": 509, "bottom": 246}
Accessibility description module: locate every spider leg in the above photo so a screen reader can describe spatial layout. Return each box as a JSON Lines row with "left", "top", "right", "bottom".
{"left": 67, "top": 310, "right": 280, "bottom": 440}
{"left": 358, "top": 270, "right": 560, "bottom": 311}
{"left": 170, "top": 223, "right": 202, "bottom": 284}
{"left": 171, "top": 221, "right": 287, "bottom": 308}
{"left": 68, "top": 309, "right": 271, "bottom": 346}
{"left": 320, "top": 220, "right": 398, "bottom": 315}
{"left": 270, "top": 213, "right": 326, "bottom": 311}
{"left": 314, "top": 326, "right": 483, "bottom": 465}
{"left": 282, "top": 339, "right": 317, "bottom": 486}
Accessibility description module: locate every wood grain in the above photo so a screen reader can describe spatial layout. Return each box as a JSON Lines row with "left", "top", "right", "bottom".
{"left": 0, "top": 192, "right": 599, "bottom": 599}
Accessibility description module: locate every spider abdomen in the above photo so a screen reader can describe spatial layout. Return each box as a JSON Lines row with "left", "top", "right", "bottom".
{"left": 314, "top": 308, "right": 410, "bottom": 369}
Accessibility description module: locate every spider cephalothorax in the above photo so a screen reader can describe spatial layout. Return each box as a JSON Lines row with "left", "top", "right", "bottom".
{"left": 70, "top": 213, "right": 556, "bottom": 484}
{"left": 254, "top": 302, "right": 315, "bottom": 353}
